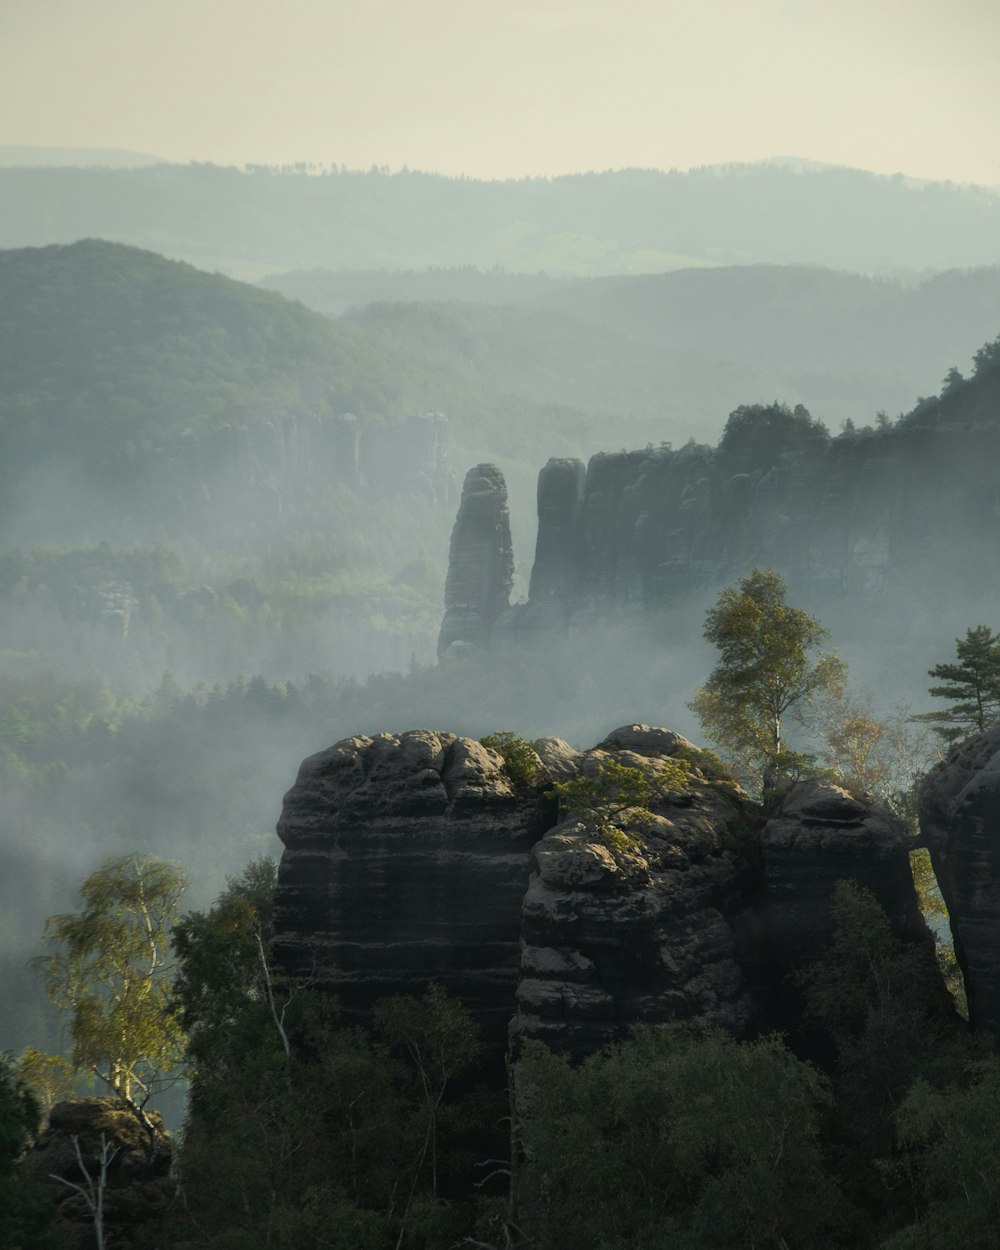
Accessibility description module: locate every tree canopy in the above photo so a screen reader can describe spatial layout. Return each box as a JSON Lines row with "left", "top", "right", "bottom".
{"left": 35, "top": 855, "right": 187, "bottom": 1125}
{"left": 689, "top": 568, "right": 847, "bottom": 788}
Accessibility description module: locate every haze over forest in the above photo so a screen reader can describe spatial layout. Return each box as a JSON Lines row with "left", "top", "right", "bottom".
{"left": 3, "top": 1, "right": 1000, "bottom": 1244}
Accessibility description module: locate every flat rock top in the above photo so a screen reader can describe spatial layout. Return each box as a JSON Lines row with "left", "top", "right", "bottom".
{"left": 278, "top": 729, "right": 527, "bottom": 839}
{"left": 597, "top": 724, "right": 697, "bottom": 758}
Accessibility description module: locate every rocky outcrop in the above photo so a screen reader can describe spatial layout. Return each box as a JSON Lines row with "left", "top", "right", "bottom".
{"left": 762, "top": 779, "right": 930, "bottom": 968}
{"left": 527, "top": 457, "right": 586, "bottom": 620}
{"left": 515, "top": 726, "right": 759, "bottom": 1054}
{"left": 919, "top": 728, "right": 1000, "bottom": 1037}
{"left": 437, "top": 463, "right": 514, "bottom": 659}
{"left": 26, "top": 1098, "right": 172, "bottom": 1250}
{"left": 438, "top": 375, "right": 1000, "bottom": 653}
{"left": 272, "top": 729, "right": 552, "bottom": 1036}
{"left": 272, "top": 723, "right": 942, "bottom": 1056}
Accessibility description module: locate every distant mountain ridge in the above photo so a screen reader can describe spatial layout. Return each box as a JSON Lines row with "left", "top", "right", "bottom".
{"left": 0, "top": 240, "right": 641, "bottom": 550}
{"left": 1, "top": 161, "right": 999, "bottom": 279}
{"left": 266, "top": 262, "right": 1000, "bottom": 437}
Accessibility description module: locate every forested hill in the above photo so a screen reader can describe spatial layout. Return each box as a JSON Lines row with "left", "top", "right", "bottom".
{"left": 1, "top": 162, "right": 998, "bottom": 278}
{"left": 0, "top": 240, "right": 628, "bottom": 547}
{"left": 310, "top": 264, "right": 1000, "bottom": 437}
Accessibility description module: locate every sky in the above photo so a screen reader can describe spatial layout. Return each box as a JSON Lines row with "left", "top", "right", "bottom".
{"left": 2, "top": 0, "right": 1000, "bottom": 186}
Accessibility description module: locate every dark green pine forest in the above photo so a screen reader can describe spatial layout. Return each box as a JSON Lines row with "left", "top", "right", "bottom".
{"left": 1, "top": 173, "right": 1000, "bottom": 1247}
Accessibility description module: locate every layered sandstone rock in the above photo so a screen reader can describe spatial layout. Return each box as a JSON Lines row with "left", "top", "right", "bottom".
{"left": 762, "top": 779, "right": 929, "bottom": 968}
{"left": 919, "top": 728, "right": 1000, "bottom": 1037}
{"left": 437, "top": 463, "right": 514, "bottom": 659}
{"left": 272, "top": 729, "right": 552, "bottom": 1035}
{"left": 27, "top": 1099, "right": 172, "bottom": 1250}
{"left": 437, "top": 370, "right": 1000, "bottom": 654}
{"left": 513, "top": 725, "right": 759, "bottom": 1054}
{"left": 272, "top": 722, "right": 942, "bottom": 1058}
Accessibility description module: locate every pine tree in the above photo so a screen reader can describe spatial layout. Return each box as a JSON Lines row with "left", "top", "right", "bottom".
{"left": 916, "top": 626, "right": 1000, "bottom": 743}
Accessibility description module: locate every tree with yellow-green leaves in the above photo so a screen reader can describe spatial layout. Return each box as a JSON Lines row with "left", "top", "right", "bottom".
{"left": 689, "top": 568, "right": 848, "bottom": 792}
{"left": 33, "top": 854, "right": 187, "bottom": 1158}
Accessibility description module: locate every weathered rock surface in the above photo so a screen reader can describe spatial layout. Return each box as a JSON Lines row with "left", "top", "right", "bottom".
{"left": 762, "top": 778, "right": 928, "bottom": 968}
{"left": 439, "top": 371, "right": 1000, "bottom": 655}
{"left": 27, "top": 1098, "right": 172, "bottom": 1250}
{"left": 514, "top": 725, "right": 758, "bottom": 1053}
{"left": 919, "top": 728, "right": 1000, "bottom": 1037}
{"left": 527, "top": 457, "right": 586, "bottom": 620}
{"left": 273, "top": 729, "right": 552, "bottom": 1035}
{"left": 437, "top": 463, "right": 514, "bottom": 660}
{"left": 27, "top": 1098, "right": 171, "bottom": 1184}
{"left": 272, "top": 723, "right": 945, "bottom": 1057}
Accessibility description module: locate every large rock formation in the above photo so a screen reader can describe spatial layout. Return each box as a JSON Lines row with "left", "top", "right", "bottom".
{"left": 272, "top": 723, "right": 940, "bottom": 1055}
{"left": 515, "top": 726, "right": 758, "bottom": 1054}
{"left": 437, "top": 463, "right": 514, "bottom": 660}
{"left": 919, "top": 728, "right": 1000, "bottom": 1037}
{"left": 272, "top": 729, "right": 551, "bottom": 1036}
{"left": 26, "top": 1098, "right": 172, "bottom": 1250}
{"left": 762, "top": 778, "right": 929, "bottom": 966}
{"left": 438, "top": 368, "right": 1000, "bottom": 653}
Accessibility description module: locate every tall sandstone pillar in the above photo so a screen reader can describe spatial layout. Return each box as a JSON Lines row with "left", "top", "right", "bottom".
{"left": 437, "top": 463, "right": 513, "bottom": 660}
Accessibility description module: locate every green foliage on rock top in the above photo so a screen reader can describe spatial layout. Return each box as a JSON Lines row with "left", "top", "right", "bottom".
{"left": 718, "top": 400, "right": 830, "bottom": 471}
{"left": 479, "top": 732, "right": 540, "bottom": 788}
{"left": 553, "top": 754, "right": 690, "bottom": 852}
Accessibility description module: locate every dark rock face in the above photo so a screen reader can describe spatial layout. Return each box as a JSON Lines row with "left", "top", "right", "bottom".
{"left": 522, "top": 423, "right": 1000, "bottom": 625}
{"left": 27, "top": 1098, "right": 172, "bottom": 1250}
{"left": 762, "top": 779, "right": 930, "bottom": 969}
{"left": 437, "top": 463, "right": 514, "bottom": 660}
{"left": 272, "top": 723, "right": 938, "bottom": 1056}
{"left": 273, "top": 729, "right": 551, "bottom": 1035}
{"left": 27, "top": 1098, "right": 171, "bottom": 1183}
{"left": 527, "top": 457, "right": 586, "bottom": 618}
{"left": 515, "top": 726, "right": 758, "bottom": 1055}
{"left": 438, "top": 377, "right": 1000, "bottom": 654}
{"left": 919, "top": 729, "right": 1000, "bottom": 1037}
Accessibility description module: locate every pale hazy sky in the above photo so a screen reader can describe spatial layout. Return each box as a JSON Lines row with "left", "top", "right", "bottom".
{"left": 2, "top": 0, "right": 999, "bottom": 185}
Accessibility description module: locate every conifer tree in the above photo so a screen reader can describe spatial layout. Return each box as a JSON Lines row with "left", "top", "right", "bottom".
{"left": 916, "top": 626, "right": 1000, "bottom": 743}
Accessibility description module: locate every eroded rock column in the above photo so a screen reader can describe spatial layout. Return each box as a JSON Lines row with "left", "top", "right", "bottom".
{"left": 437, "top": 463, "right": 513, "bottom": 660}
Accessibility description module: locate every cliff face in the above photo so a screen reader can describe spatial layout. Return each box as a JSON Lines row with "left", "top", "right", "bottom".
{"left": 762, "top": 778, "right": 929, "bottom": 967}
{"left": 920, "top": 728, "right": 1000, "bottom": 1038}
{"left": 516, "top": 726, "right": 757, "bottom": 1055}
{"left": 273, "top": 729, "right": 550, "bottom": 1035}
{"left": 440, "top": 373, "right": 1000, "bottom": 649}
{"left": 273, "top": 723, "right": 935, "bottom": 1053}
{"left": 522, "top": 420, "right": 1000, "bottom": 629}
